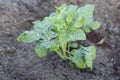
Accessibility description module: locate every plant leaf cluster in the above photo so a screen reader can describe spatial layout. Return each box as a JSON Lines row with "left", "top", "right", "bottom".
{"left": 17, "top": 4, "right": 100, "bottom": 69}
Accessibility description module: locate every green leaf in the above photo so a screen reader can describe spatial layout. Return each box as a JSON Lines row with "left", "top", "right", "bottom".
{"left": 77, "top": 4, "right": 95, "bottom": 24}
{"left": 83, "top": 21, "right": 100, "bottom": 33}
{"left": 33, "top": 20, "right": 41, "bottom": 29}
{"left": 66, "top": 14, "right": 73, "bottom": 25}
{"left": 69, "top": 29, "right": 86, "bottom": 41}
{"left": 83, "top": 25, "right": 91, "bottom": 33}
{"left": 90, "top": 46, "right": 96, "bottom": 60}
{"left": 49, "top": 12, "right": 57, "bottom": 17}
{"left": 35, "top": 43, "right": 47, "bottom": 57}
{"left": 73, "top": 16, "right": 84, "bottom": 28}
{"left": 59, "top": 29, "right": 86, "bottom": 44}
{"left": 69, "top": 46, "right": 96, "bottom": 69}
{"left": 47, "top": 31, "right": 58, "bottom": 39}
{"left": 62, "top": 5, "right": 78, "bottom": 21}
{"left": 66, "top": 5, "right": 78, "bottom": 18}
{"left": 50, "top": 39, "right": 60, "bottom": 51}
{"left": 84, "top": 53, "right": 93, "bottom": 70}
{"left": 17, "top": 30, "right": 40, "bottom": 43}
{"left": 33, "top": 20, "right": 58, "bottom": 40}
{"left": 46, "top": 17, "right": 65, "bottom": 31}
{"left": 70, "top": 50, "right": 86, "bottom": 68}
{"left": 33, "top": 20, "right": 52, "bottom": 33}
{"left": 80, "top": 46, "right": 96, "bottom": 69}
{"left": 78, "top": 4, "right": 95, "bottom": 14}
{"left": 67, "top": 5, "right": 78, "bottom": 12}
{"left": 40, "top": 40, "right": 55, "bottom": 48}
{"left": 70, "top": 43, "right": 78, "bottom": 48}
{"left": 55, "top": 4, "right": 67, "bottom": 16}
{"left": 90, "top": 21, "right": 101, "bottom": 30}
{"left": 59, "top": 30, "right": 69, "bottom": 44}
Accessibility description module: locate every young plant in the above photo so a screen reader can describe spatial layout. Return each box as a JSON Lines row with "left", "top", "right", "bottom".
{"left": 17, "top": 4, "right": 100, "bottom": 70}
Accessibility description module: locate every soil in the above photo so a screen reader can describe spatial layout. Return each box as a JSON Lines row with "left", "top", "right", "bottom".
{"left": 0, "top": 0, "right": 120, "bottom": 80}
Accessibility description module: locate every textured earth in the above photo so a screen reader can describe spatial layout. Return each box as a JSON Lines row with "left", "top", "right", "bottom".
{"left": 0, "top": 0, "right": 120, "bottom": 80}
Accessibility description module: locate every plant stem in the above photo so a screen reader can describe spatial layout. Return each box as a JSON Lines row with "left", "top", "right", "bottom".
{"left": 61, "top": 43, "right": 67, "bottom": 58}
{"left": 55, "top": 49, "right": 66, "bottom": 60}
{"left": 68, "top": 41, "right": 70, "bottom": 53}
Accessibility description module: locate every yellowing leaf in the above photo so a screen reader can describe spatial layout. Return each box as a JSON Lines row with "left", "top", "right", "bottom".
{"left": 17, "top": 30, "right": 40, "bottom": 43}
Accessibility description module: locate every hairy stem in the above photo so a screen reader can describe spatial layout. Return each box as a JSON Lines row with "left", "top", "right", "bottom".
{"left": 61, "top": 43, "right": 68, "bottom": 58}
{"left": 67, "top": 41, "right": 70, "bottom": 53}
{"left": 55, "top": 49, "right": 66, "bottom": 60}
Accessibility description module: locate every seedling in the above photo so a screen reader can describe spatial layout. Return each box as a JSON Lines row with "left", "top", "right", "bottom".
{"left": 17, "top": 4, "right": 100, "bottom": 70}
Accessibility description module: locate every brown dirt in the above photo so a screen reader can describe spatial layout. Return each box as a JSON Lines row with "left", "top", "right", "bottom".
{"left": 0, "top": 0, "right": 120, "bottom": 80}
